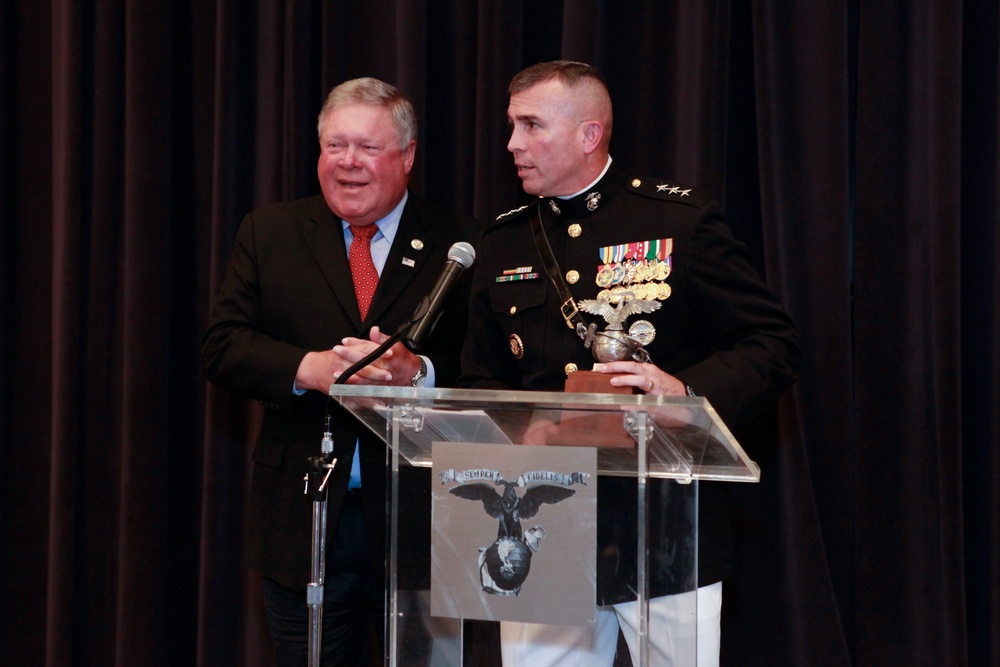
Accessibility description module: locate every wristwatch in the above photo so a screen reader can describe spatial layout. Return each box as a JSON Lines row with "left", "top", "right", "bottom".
{"left": 410, "top": 356, "right": 428, "bottom": 387}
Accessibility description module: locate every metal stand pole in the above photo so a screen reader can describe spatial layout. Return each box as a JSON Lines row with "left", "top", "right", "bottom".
{"left": 305, "top": 418, "right": 337, "bottom": 667}
{"left": 305, "top": 309, "right": 425, "bottom": 665}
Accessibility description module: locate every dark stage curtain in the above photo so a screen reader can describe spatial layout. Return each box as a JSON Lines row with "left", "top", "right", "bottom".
{"left": 1, "top": 1, "right": 997, "bottom": 665}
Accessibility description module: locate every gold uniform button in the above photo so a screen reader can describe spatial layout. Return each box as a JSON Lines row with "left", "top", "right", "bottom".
{"left": 509, "top": 306, "right": 517, "bottom": 315}
{"left": 631, "top": 179, "right": 642, "bottom": 188}
{"left": 567, "top": 223, "right": 582, "bottom": 238}
{"left": 566, "top": 270, "right": 580, "bottom": 284}
{"left": 509, "top": 334, "right": 524, "bottom": 359}
{"left": 564, "top": 363, "right": 578, "bottom": 375}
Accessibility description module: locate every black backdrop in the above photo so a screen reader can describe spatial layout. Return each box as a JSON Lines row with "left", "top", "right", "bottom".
{"left": 2, "top": 1, "right": 997, "bottom": 665}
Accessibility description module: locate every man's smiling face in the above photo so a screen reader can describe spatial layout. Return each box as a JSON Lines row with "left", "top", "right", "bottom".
{"left": 317, "top": 102, "right": 415, "bottom": 226}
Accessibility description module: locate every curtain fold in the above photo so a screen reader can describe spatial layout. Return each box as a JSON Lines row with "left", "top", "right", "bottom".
{"left": 959, "top": 5, "right": 1000, "bottom": 663}
{"left": 854, "top": 1, "right": 967, "bottom": 664}
{"left": 1, "top": 1, "right": 997, "bottom": 665}
{"left": 48, "top": 1, "right": 85, "bottom": 665}
{"left": 725, "top": 2, "right": 856, "bottom": 664}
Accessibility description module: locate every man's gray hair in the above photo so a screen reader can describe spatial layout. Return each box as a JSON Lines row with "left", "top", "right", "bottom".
{"left": 316, "top": 77, "right": 417, "bottom": 150}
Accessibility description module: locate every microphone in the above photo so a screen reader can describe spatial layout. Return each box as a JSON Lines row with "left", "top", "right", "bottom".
{"left": 403, "top": 241, "right": 476, "bottom": 351}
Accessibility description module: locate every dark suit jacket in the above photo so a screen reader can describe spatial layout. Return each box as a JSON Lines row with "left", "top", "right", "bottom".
{"left": 203, "top": 193, "right": 478, "bottom": 590}
{"left": 461, "top": 161, "right": 801, "bottom": 602}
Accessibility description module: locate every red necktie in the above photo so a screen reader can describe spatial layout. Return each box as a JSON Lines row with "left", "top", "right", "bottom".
{"left": 348, "top": 224, "right": 380, "bottom": 320}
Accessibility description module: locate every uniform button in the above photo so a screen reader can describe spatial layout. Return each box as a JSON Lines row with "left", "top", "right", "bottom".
{"left": 565, "top": 363, "right": 578, "bottom": 375}
{"left": 510, "top": 306, "right": 517, "bottom": 315}
{"left": 631, "top": 179, "right": 642, "bottom": 188}
{"left": 509, "top": 334, "right": 524, "bottom": 359}
{"left": 568, "top": 223, "right": 582, "bottom": 238}
{"left": 566, "top": 270, "right": 579, "bottom": 284}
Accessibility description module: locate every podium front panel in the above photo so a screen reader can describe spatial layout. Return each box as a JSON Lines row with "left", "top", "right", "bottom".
{"left": 328, "top": 386, "right": 758, "bottom": 666}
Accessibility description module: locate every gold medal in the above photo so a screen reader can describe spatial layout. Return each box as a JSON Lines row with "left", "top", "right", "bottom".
{"left": 596, "top": 267, "right": 614, "bottom": 288}
{"left": 612, "top": 264, "right": 625, "bottom": 285}
{"left": 634, "top": 263, "right": 652, "bottom": 283}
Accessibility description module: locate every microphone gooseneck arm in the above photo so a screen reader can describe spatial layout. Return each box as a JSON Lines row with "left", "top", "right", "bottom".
{"left": 305, "top": 241, "right": 472, "bottom": 666}
{"left": 332, "top": 300, "right": 429, "bottom": 386}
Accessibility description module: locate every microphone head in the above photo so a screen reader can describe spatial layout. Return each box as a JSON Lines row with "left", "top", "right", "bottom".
{"left": 448, "top": 242, "right": 476, "bottom": 269}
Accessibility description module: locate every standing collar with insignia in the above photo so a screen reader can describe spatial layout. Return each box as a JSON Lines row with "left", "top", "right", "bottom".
{"left": 542, "top": 161, "right": 626, "bottom": 218}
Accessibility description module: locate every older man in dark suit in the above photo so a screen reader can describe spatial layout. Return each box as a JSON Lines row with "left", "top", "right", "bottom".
{"left": 203, "top": 77, "right": 478, "bottom": 667}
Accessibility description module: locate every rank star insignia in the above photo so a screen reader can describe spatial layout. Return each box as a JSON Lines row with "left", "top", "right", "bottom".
{"left": 585, "top": 192, "right": 601, "bottom": 211}
{"left": 656, "top": 184, "right": 670, "bottom": 192}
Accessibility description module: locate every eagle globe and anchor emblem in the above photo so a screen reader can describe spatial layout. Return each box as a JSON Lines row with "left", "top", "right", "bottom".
{"left": 576, "top": 290, "right": 661, "bottom": 363}
{"left": 443, "top": 471, "right": 588, "bottom": 596}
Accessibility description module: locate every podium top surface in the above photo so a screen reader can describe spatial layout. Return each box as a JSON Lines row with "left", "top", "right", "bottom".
{"left": 328, "top": 385, "right": 760, "bottom": 482}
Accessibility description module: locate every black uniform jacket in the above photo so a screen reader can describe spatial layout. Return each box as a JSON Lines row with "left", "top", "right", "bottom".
{"left": 203, "top": 193, "right": 478, "bottom": 590}
{"left": 460, "top": 161, "right": 801, "bottom": 602}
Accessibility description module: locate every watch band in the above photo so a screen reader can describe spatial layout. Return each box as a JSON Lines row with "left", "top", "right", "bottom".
{"left": 410, "top": 356, "right": 428, "bottom": 386}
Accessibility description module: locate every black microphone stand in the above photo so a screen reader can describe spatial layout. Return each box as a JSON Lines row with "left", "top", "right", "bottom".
{"left": 304, "top": 298, "right": 430, "bottom": 666}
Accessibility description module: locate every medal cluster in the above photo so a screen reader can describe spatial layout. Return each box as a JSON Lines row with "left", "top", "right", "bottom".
{"left": 595, "top": 238, "right": 674, "bottom": 303}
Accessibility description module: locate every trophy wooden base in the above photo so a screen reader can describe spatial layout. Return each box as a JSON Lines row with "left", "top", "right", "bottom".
{"left": 563, "top": 370, "right": 638, "bottom": 396}
{"left": 546, "top": 371, "right": 637, "bottom": 448}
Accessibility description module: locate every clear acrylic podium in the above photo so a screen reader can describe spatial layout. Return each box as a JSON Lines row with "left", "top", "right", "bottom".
{"left": 328, "top": 385, "right": 759, "bottom": 666}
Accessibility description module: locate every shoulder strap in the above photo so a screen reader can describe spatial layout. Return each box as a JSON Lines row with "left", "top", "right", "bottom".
{"left": 529, "top": 206, "right": 597, "bottom": 347}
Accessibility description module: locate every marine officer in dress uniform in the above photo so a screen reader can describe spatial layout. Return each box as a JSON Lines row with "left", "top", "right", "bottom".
{"left": 460, "top": 60, "right": 801, "bottom": 666}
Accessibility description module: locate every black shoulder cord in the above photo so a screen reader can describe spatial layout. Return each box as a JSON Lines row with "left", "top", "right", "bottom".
{"left": 529, "top": 204, "right": 598, "bottom": 349}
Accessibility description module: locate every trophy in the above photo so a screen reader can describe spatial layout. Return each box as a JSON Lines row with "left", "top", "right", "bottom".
{"left": 550, "top": 290, "right": 661, "bottom": 447}
{"left": 563, "top": 290, "right": 660, "bottom": 396}
{"left": 577, "top": 290, "right": 660, "bottom": 363}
